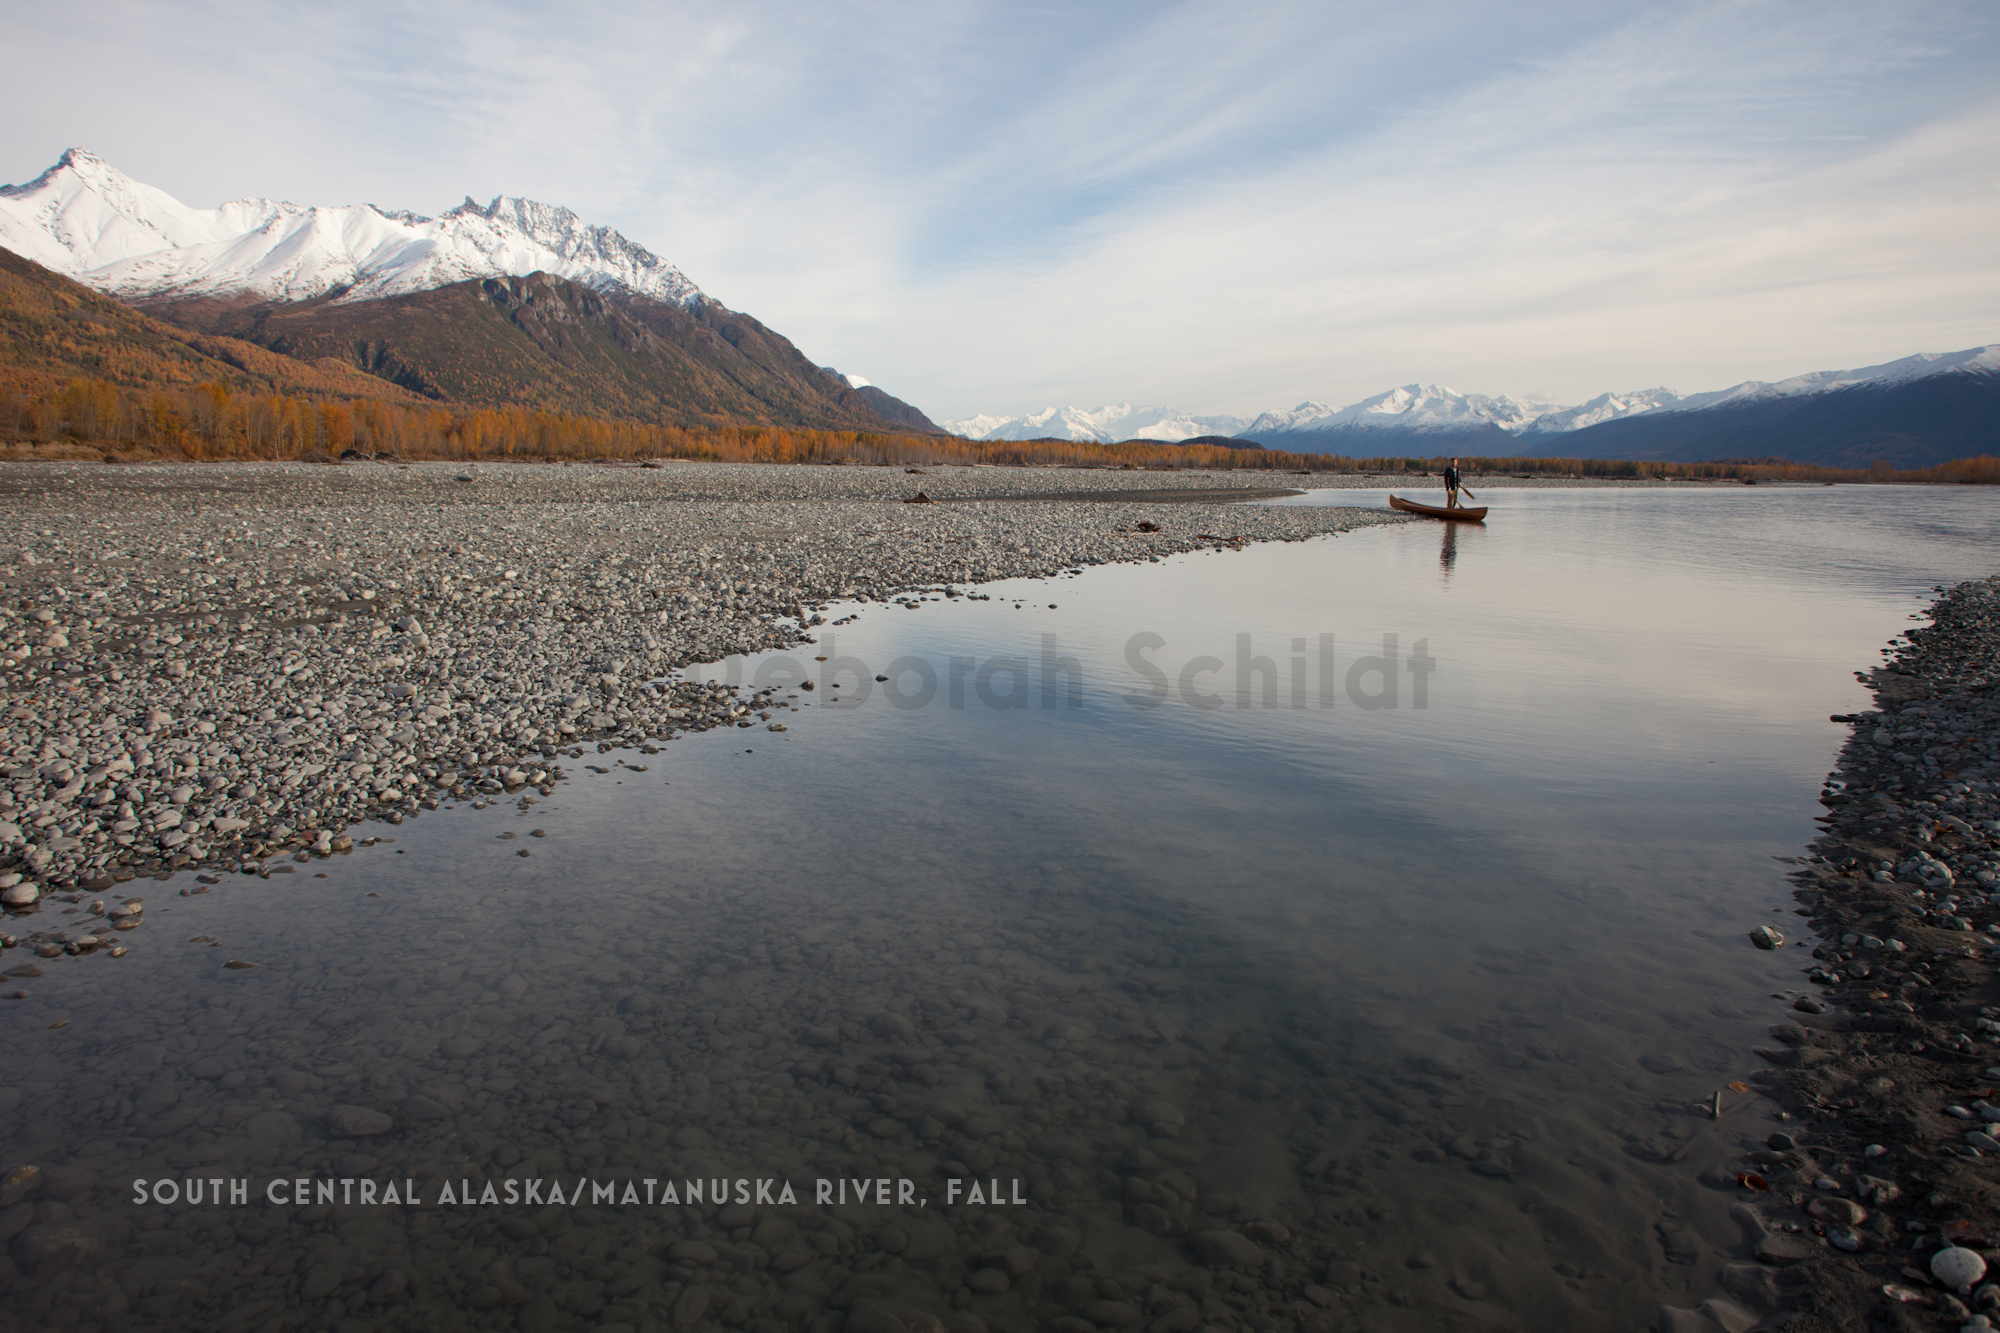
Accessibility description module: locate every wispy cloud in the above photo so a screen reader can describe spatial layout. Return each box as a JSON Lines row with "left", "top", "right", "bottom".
{"left": 4, "top": 0, "right": 1995, "bottom": 418}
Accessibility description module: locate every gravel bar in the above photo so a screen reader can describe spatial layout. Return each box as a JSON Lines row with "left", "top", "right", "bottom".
{"left": 0, "top": 460, "right": 1406, "bottom": 944}
{"left": 1675, "top": 574, "right": 2000, "bottom": 1332}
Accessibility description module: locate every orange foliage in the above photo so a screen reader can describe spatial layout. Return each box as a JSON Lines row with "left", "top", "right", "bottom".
{"left": 0, "top": 372, "right": 1994, "bottom": 483}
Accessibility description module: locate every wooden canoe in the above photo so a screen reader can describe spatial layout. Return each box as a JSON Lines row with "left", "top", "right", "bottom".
{"left": 1390, "top": 495, "right": 1487, "bottom": 522}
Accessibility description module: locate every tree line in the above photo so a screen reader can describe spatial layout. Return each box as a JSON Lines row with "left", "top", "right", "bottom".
{"left": 2, "top": 372, "right": 1993, "bottom": 483}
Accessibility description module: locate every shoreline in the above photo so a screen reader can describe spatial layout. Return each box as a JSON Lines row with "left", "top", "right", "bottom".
{"left": 1694, "top": 575, "right": 2000, "bottom": 1331}
{"left": 0, "top": 460, "right": 1424, "bottom": 956}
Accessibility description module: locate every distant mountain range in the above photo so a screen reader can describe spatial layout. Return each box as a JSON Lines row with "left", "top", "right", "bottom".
{"left": 4, "top": 150, "right": 1991, "bottom": 465}
{"left": 940, "top": 403, "right": 1253, "bottom": 444}
{"left": 0, "top": 149, "right": 939, "bottom": 433}
{"left": 948, "top": 347, "right": 1999, "bottom": 468}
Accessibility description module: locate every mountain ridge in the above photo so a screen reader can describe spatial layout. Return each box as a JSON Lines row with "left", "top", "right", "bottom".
{"left": 0, "top": 244, "right": 435, "bottom": 406}
{"left": 0, "top": 150, "right": 942, "bottom": 434}
{"left": 148, "top": 267, "right": 940, "bottom": 432}
{"left": 940, "top": 402, "right": 1250, "bottom": 443}
{"left": 950, "top": 346, "right": 1998, "bottom": 466}
{"left": 0, "top": 148, "right": 704, "bottom": 307}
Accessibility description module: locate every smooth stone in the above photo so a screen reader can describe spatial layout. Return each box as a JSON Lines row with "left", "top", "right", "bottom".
{"left": 1188, "top": 1230, "right": 1265, "bottom": 1267}
{"left": 326, "top": 1105, "right": 394, "bottom": 1136}
{"left": 1753, "top": 1232, "right": 1815, "bottom": 1265}
{"left": 1936, "top": 1248, "right": 1990, "bottom": 1293}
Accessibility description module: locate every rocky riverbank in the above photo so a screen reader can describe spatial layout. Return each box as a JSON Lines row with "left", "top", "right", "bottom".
{"left": 0, "top": 460, "right": 1408, "bottom": 957}
{"left": 1681, "top": 575, "right": 2000, "bottom": 1333}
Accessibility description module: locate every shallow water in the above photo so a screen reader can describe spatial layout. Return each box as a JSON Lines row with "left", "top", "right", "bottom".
{"left": 3, "top": 484, "right": 1997, "bottom": 1333}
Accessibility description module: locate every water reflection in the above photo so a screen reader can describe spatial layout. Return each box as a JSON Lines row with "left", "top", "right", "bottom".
{"left": 1439, "top": 522, "right": 1458, "bottom": 576}
{"left": 3, "top": 485, "right": 1995, "bottom": 1333}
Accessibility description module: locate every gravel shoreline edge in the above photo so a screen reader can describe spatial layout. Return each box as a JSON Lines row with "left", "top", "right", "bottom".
{"left": 1673, "top": 574, "right": 2000, "bottom": 1333}
{"left": 0, "top": 460, "right": 1417, "bottom": 965}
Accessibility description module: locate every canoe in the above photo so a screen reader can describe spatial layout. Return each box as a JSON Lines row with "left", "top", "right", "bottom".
{"left": 1389, "top": 495, "right": 1487, "bottom": 522}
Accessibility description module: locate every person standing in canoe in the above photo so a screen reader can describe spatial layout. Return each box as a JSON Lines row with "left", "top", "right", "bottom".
{"left": 1444, "top": 457, "right": 1463, "bottom": 509}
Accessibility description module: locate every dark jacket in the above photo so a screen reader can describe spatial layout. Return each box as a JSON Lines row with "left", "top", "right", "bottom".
{"left": 1444, "top": 464, "right": 1461, "bottom": 491}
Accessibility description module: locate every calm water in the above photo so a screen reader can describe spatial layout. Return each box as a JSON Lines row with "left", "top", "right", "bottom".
{"left": 4, "top": 484, "right": 1996, "bottom": 1333}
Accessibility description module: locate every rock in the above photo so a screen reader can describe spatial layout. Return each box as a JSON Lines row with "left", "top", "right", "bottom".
{"left": 367, "top": 1269, "right": 408, "bottom": 1304}
{"left": 669, "top": 1240, "right": 718, "bottom": 1265}
{"left": 868, "top": 1012, "right": 916, "bottom": 1040}
{"left": 517, "top": 1295, "right": 563, "bottom": 1331}
{"left": 1748, "top": 925, "right": 1784, "bottom": 950}
{"left": 400, "top": 1095, "right": 449, "bottom": 1121}
{"left": 966, "top": 1268, "right": 1009, "bottom": 1294}
{"left": 0, "top": 1165, "right": 41, "bottom": 1207}
{"left": 1753, "top": 1231, "right": 1815, "bottom": 1265}
{"left": 1791, "top": 997, "right": 1825, "bottom": 1014}
{"left": 845, "top": 1302, "right": 921, "bottom": 1333}
{"left": 672, "top": 1285, "right": 710, "bottom": 1328}
{"left": 1936, "top": 1247, "right": 1989, "bottom": 1293}
{"left": 1034, "top": 1223, "right": 1081, "bottom": 1258}
{"left": 1078, "top": 1301, "right": 1143, "bottom": 1327}
{"left": 1, "top": 882, "right": 38, "bottom": 906}
{"left": 1806, "top": 1197, "right": 1867, "bottom": 1226}
{"left": 11, "top": 1223, "right": 97, "bottom": 1275}
{"left": 1188, "top": 1230, "right": 1265, "bottom": 1267}
{"left": 326, "top": 1105, "right": 395, "bottom": 1136}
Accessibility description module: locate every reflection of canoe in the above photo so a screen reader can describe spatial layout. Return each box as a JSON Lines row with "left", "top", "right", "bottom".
{"left": 1390, "top": 495, "right": 1487, "bottom": 522}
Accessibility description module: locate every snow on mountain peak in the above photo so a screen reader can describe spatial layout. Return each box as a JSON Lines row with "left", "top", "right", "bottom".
{"left": 1029, "top": 346, "right": 2000, "bottom": 448}
{"left": 941, "top": 403, "right": 1250, "bottom": 443}
{"left": 1243, "top": 384, "right": 1561, "bottom": 436}
{"left": 0, "top": 149, "right": 703, "bottom": 308}
{"left": 1518, "top": 388, "right": 1683, "bottom": 435}
{"left": 1671, "top": 346, "right": 2000, "bottom": 411}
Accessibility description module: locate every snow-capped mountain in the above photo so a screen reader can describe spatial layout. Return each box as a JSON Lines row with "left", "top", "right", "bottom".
{"left": 0, "top": 148, "right": 703, "bottom": 307}
{"left": 942, "top": 345, "right": 1995, "bottom": 465}
{"left": 1514, "top": 345, "right": 2000, "bottom": 468}
{"left": 1516, "top": 388, "right": 1683, "bottom": 435}
{"left": 948, "top": 347, "right": 1997, "bottom": 452}
{"left": 1657, "top": 346, "right": 2000, "bottom": 414}
{"left": 941, "top": 403, "right": 1250, "bottom": 443}
{"left": 1244, "top": 384, "right": 1562, "bottom": 438}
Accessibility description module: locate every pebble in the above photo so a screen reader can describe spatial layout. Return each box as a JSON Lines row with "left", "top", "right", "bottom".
{"left": 326, "top": 1104, "right": 394, "bottom": 1136}
{"left": 1937, "top": 1247, "right": 1990, "bottom": 1294}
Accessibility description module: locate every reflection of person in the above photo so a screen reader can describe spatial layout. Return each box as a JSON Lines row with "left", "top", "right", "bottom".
{"left": 1444, "top": 457, "right": 1463, "bottom": 509}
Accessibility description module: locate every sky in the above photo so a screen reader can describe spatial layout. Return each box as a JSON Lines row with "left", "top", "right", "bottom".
{"left": 4, "top": 0, "right": 1998, "bottom": 422}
